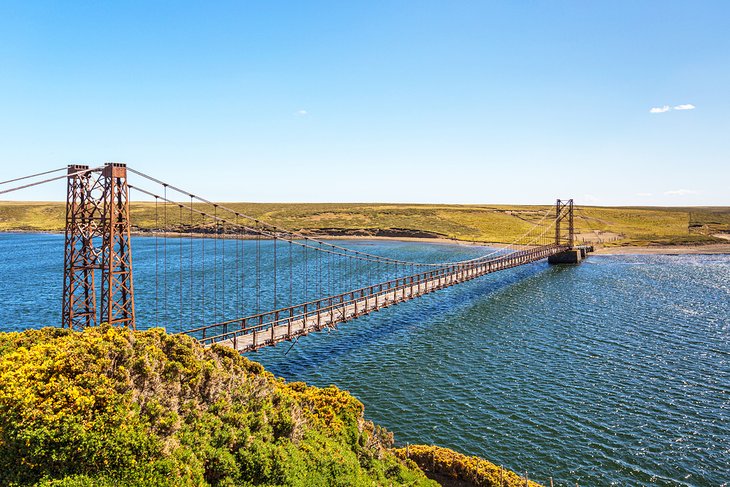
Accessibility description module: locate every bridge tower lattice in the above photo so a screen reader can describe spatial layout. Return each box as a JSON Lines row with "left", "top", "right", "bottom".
{"left": 62, "top": 163, "right": 136, "bottom": 329}
{"left": 554, "top": 199, "right": 574, "bottom": 248}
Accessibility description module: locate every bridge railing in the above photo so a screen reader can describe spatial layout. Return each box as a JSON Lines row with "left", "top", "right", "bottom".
{"left": 182, "top": 243, "right": 567, "bottom": 350}
{"left": 184, "top": 263, "right": 456, "bottom": 340}
{"left": 197, "top": 268, "right": 454, "bottom": 348}
{"left": 190, "top": 244, "right": 566, "bottom": 345}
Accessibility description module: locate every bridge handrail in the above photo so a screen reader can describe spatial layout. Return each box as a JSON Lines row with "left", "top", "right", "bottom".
{"left": 181, "top": 263, "right": 456, "bottom": 334}
{"left": 198, "top": 244, "right": 564, "bottom": 346}
{"left": 183, "top": 244, "right": 564, "bottom": 337}
{"left": 187, "top": 244, "right": 568, "bottom": 346}
{"left": 181, "top": 247, "right": 528, "bottom": 335}
{"left": 200, "top": 269, "right": 456, "bottom": 344}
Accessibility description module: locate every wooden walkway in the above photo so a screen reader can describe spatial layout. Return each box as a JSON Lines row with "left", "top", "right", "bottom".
{"left": 187, "top": 244, "right": 567, "bottom": 353}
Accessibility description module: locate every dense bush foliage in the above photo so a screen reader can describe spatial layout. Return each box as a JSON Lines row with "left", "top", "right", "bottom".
{"left": 0, "top": 326, "right": 436, "bottom": 486}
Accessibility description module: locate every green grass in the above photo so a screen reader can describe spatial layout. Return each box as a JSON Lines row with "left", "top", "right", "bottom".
{"left": 1, "top": 201, "right": 729, "bottom": 246}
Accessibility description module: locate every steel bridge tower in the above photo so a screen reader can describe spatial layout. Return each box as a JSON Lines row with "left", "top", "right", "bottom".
{"left": 555, "top": 198, "right": 574, "bottom": 248}
{"left": 62, "top": 163, "right": 136, "bottom": 329}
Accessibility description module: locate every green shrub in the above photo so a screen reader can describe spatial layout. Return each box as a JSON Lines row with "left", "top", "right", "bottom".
{"left": 0, "top": 326, "right": 438, "bottom": 486}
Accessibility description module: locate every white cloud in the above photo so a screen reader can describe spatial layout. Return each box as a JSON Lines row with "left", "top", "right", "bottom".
{"left": 650, "top": 105, "right": 671, "bottom": 114}
{"left": 664, "top": 189, "right": 698, "bottom": 196}
{"left": 296, "top": 109, "right": 308, "bottom": 116}
{"left": 636, "top": 192, "right": 653, "bottom": 197}
{"left": 583, "top": 194, "right": 599, "bottom": 203}
{"left": 649, "top": 103, "right": 695, "bottom": 113}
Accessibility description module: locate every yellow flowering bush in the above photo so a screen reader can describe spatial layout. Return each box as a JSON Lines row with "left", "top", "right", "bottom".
{"left": 0, "top": 325, "right": 435, "bottom": 487}
{"left": 0, "top": 326, "right": 537, "bottom": 487}
{"left": 393, "top": 445, "right": 543, "bottom": 487}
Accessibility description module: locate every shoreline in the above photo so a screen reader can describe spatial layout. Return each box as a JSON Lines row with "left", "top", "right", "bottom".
{"left": 3, "top": 229, "right": 730, "bottom": 255}
{"left": 592, "top": 244, "right": 730, "bottom": 255}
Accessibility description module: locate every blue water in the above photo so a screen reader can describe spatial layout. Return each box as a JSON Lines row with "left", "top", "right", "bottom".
{"left": 1, "top": 233, "right": 728, "bottom": 486}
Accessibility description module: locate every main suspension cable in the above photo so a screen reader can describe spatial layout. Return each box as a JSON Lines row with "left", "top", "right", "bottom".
{"left": 127, "top": 167, "right": 461, "bottom": 268}
{"left": 129, "top": 179, "right": 562, "bottom": 279}
{"left": 0, "top": 167, "right": 66, "bottom": 186}
{"left": 0, "top": 165, "right": 104, "bottom": 196}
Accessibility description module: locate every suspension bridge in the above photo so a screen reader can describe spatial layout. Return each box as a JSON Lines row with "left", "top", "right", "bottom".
{"left": 0, "top": 163, "right": 587, "bottom": 353}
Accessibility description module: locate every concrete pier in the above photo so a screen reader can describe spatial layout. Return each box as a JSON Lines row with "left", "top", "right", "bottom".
{"left": 548, "top": 245, "right": 593, "bottom": 265}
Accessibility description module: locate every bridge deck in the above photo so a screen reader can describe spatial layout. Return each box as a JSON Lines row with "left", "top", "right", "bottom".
{"left": 188, "top": 244, "right": 567, "bottom": 353}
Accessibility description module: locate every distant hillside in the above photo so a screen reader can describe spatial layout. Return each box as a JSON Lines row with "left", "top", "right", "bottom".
{"left": 0, "top": 326, "right": 540, "bottom": 487}
{"left": 1, "top": 201, "right": 728, "bottom": 247}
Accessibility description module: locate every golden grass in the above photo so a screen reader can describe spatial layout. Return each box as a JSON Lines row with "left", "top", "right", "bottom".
{"left": 1, "top": 201, "right": 728, "bottom": 246}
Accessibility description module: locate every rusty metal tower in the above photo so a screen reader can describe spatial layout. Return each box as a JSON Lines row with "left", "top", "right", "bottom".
{"left": 62, "top": 163, "right": 136, "bottom": 329}
{"left": 554, "top": 199, "right": 574, "bottom": 248}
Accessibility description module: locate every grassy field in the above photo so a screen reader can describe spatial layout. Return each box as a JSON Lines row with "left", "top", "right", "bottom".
{"left": 1, "top": 201, "right": 729, "bottom": 246}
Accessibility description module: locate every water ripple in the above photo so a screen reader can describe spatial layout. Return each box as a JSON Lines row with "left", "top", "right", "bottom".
{"left": 1, "top": 235, "right": 728, "bottom": 486}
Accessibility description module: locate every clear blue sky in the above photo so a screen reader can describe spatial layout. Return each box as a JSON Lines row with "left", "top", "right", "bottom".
{"left": 1, "top": 1, "right": 728, "bottom": 205}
